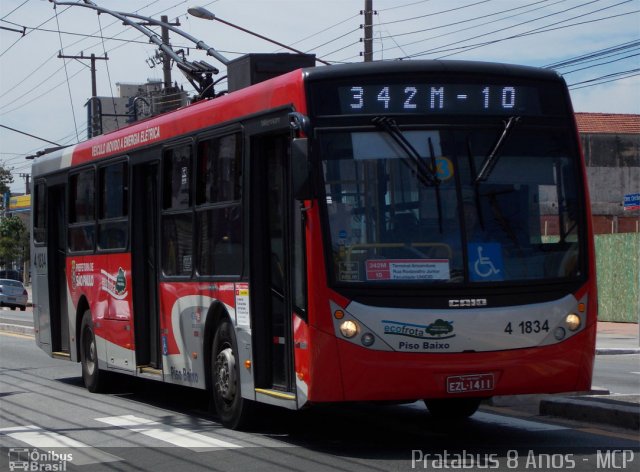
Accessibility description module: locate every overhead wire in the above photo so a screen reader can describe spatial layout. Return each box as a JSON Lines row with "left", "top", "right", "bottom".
{"left": 377, "top": 0, "right": 493, "bottom": 26}
{"left": 96, "top": 12, "right": 120, "bottom": 131}
{"left": 545, "top": 39, "right": 640, "bottom": 68}
{"left": 376, "top": 0, "right": 557, "bottom": 43}
{"left": 53, "top": 2, "right": 80, "bottom": 143}
{"left": 433, "top": 9, "right": 640, "bottom": 60}
{"left": 0, "top": 0, "right": 31, "bottom": 21}
{"left": 402, "top": 0, "right": 633, "bottom": 59}
{"left": 378, "top": 0, "right": 433, "bottom": 12}
{"left": 560, "top": 52, "right": 640, "bottom": 75}
{"left": 568, "top": 68, "right": 640, "bottom": 87}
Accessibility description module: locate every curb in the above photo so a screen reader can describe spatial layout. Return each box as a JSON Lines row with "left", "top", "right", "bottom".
{"left": 0, "top": 322, "right": 34, "bottom": 337}
{"left": 540, "top": 395, "right": 640, "bottom": 431}
{"left": 597, "top": 348, "right": 640, "bottom": 355}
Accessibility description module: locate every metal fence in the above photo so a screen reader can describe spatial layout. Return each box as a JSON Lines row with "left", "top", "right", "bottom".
{"left": 595, "top": 233, "right": 640, "bottom": 322}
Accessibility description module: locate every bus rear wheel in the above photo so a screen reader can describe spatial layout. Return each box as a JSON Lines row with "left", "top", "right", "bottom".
{"left": 211, "top": 319, "right": 254, "bottom": 429}
{"left": 80, "top": 310, "right": 108, "bottom": 393}
{"left": 424, "top": 398, "right": 482, "bottom": 419}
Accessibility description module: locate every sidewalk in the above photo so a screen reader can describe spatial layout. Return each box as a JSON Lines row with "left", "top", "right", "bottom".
{"left": 511, "top": 321, "right": 640, "bottom": 431}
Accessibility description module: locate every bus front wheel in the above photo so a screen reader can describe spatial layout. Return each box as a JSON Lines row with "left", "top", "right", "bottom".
{"left": 424, "top": 398, "right": 482, "bottom": 419}
{"left": 211, "top": 319, "right": 254, "bottom": 429}
{"left": 80, "top": 310, "right": 108, "bottom": 393}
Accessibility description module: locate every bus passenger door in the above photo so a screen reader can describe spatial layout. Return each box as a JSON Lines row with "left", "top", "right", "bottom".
{"left": 249, "top": 127, "right": 297, "bottom": 394}
{"left": 47, "top": 184, "right": 70, "bottom": 354}
{"left": 131, "top": 162, "right": 161, "bottom": 371}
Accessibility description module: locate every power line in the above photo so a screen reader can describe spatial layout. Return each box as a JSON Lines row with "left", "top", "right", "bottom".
{"left": 545, "top": 39, "right": 640, "bottom": 68}
{"left": 377, "top": 0, "right": 493, "bottom": 26}
{"left": 561, "top": 52, "right": 640, "bottom": 75}
{"left": 378, "top": 0, "right": 433, "bottom": 12}
{"left": 0, "top": 3, "right": 75, "bottom": 58}
{"left": 0, "top": 0, "right": 31, "bottom": 21}
{"left": 54, "top": 4, "right": 80, "bottom": 143}
{"left": 569, "top": 68, "right": 640, "bottom": 89}
{"left": 400, "top": 0, "right": 603, "bottom": 59}
{"left": 0, "top": 124, "right": 60, "bottom": 146}
{"left": 377, "top": 0, "right": 556, "bottom": 43}
{"left": 402, "top": 0, "right": 634, "bottom": 59}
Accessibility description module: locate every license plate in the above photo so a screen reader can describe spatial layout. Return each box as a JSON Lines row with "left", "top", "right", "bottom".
{"left": 446, "top": 374, "right": 494, "bottom": 394}
{"left": 8, "top": 297, "right": 15, "bottom": 302}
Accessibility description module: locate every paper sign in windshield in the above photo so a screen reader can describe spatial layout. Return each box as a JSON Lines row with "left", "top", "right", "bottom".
{"left": 366, "top": 259, "right": 450, "bottom": 281}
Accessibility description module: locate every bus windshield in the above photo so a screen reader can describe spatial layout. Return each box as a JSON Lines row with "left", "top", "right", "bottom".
{"left": 319, "top": 123, "right": 583, "bottom": 285}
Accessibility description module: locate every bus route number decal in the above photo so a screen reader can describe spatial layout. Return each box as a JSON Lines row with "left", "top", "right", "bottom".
{"left": 504, "top": 320, "right": 550, "bottom": 335}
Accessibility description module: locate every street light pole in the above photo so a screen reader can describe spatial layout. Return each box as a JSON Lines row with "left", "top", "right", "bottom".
{"left": 187, "top": 6, "right": 331, "bottom": 66}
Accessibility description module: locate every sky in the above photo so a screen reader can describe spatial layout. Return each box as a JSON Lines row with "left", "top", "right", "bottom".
{"left": 1, "top": 0, "right": 639, "bottom": 194}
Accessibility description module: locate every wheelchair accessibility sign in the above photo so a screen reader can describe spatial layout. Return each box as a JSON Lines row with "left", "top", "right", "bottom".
{"left": 468, "top": 243, "right": 504, "bottom": 281}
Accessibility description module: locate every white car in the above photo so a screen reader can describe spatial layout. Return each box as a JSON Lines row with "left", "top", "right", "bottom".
{"left": 0, "top": 279, "right": 28, "bottom": 311}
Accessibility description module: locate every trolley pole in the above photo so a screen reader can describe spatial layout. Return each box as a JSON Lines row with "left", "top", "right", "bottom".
{"left": 363, "top": 0, "right": 373, "bottom": 62}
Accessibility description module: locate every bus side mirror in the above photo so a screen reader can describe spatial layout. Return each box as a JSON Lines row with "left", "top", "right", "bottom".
{"left": 291, "top": 138, "right": 314, "bottom": 200}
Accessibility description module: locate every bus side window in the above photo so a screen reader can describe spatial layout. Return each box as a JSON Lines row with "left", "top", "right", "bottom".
{"left": 162, "top": 144, "right": 194, "bottom": 276}
{"left": 68, "top": 169, "right": 96, "bottom": 252}
{"left": 98, "top": 161, "right": 129, "bottom": 250}
{"left": 195, "top": 133, "right": 242, "bottom": 277}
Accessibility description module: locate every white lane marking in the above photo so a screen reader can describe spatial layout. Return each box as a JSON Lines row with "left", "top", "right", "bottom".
{"left": 95, "top": 415, "right": 241, "bottom": 450}
{"left": 0, "top": 425, "right": 122, "bottom": 465}
{"left": 473, "top": 412, "right": 569, "bottom": 431}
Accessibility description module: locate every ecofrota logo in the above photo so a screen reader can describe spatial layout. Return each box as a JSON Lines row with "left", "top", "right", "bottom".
{"left": 382, "top": 319, "right": 455, "bottom": 340}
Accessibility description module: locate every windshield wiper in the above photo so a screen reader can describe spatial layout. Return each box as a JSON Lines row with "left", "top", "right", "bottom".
{"left": 372, "top": 116, "right": 443, "bottom": 232}
{"left": 372, "top": 116, "right": 439, "bottom": 187}
{"left": 475, "top": 116, "right": 520, "bottom": 184}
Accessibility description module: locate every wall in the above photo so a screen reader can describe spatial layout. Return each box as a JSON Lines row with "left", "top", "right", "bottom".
{"left": 595, "top": 233, "right": 640, "bottom": 322}
{"left": 582, "top": 132, "right": 640, "bottom": 234}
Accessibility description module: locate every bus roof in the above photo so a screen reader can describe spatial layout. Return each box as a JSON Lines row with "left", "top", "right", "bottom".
{"left": 32, "top": 67, "right": 307, "bottom": 176}
{"left": 302, "top": 60, "right": 564, "bottom": 83}
{"left": 32, "top": 60, "right": 563, "bottom": 177}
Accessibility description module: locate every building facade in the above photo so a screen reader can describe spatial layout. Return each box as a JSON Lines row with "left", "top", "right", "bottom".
{"left": 575, "top": 113, "right": 639, "bottom": 234}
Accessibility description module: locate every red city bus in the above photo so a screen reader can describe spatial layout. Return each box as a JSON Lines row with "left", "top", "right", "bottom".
{"left": 31, "top": 60, "right": 596, "bottom": 429}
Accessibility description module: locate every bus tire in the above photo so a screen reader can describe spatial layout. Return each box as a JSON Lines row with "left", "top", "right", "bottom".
{"left": 424, "top": 398, "right": 481, "bottom": 419}
{"left": 211, "top": 319, "right": 254, "bottom": 429}
{"left": 80, "top": 310, "right": 108, "bottom": 393}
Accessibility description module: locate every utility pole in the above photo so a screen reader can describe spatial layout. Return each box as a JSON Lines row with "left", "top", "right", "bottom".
{"left": 18, "top": 174, "right": 30, "bottom": 195}
{"left": 161, "top": 15, "right": 172, "bottom": 89}
{"left": 363, "top": 0, "right": 374, "bottom": 62}
{"left": 58, "top": 52, "right": 108, "bottom": 98}
{"left": 58, "top": 52, "right": 108, "bottom": 137}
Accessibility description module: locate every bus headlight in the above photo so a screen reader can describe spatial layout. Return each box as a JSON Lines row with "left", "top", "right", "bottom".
{"left": 565, "top": 313, "right": 581, "bottom": 331}
{"left": 339, "top": 320, "right": 358, "bottom": 338}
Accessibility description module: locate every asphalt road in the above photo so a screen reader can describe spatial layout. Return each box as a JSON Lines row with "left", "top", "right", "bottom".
{"left": 593, "top": 354, "right": 640, "bottom": 395}
{"left": 0, "top": 331, "right": 638, "bottom": 472}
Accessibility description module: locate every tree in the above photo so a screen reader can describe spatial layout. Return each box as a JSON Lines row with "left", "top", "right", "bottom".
{"left": 0, "top": 163, "right": 14, "bottom": 198}
{"left": 0, "top": 214, "right": 28, "bottom": 273}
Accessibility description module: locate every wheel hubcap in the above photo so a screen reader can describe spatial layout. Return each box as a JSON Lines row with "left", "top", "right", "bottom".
{"left": 215, "top": 347, "right": 236, "bottom": 402}
{"left": 84, "top": 328, "right": 96, "bottom": 375}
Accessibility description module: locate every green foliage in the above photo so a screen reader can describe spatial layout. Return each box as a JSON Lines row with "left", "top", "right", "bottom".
{"left": 0, "top": 214, "right": 28, "bottom": 269}
{"left": 0, "top": 164, "right": 14, "bottom": 198}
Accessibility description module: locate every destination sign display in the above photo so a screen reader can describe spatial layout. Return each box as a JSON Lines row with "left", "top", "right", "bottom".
{"left": 336, "top": 84, "right": 542, "bottom": 115}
